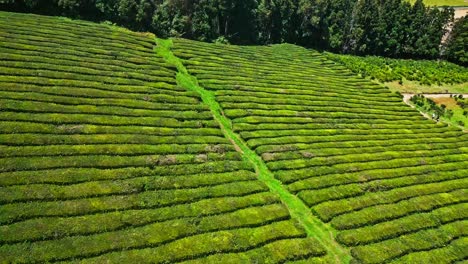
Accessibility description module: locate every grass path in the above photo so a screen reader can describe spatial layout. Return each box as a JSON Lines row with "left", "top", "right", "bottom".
{"left": 155, "top": 38, "right": 351, "bottom": 263}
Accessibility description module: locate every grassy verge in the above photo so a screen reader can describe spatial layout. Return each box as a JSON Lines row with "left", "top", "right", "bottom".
{"left": 407, "top": 0, "right": 468, "bottom": 6}
{"left": 384, "top": 79, "right": 468, "bottom": 94}
{"left": 155, "top": 38, "right": 351, "bottom": 263}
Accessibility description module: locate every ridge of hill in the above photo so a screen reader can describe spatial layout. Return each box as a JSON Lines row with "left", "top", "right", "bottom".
{"left": 0, "top": 11, "right": 467, "bottom": 264}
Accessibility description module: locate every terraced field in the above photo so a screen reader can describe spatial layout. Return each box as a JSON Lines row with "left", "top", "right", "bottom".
{"left": 172, "top": 38, "right": 468, "bottom": 263}
{"left": 1, "top": 11, "right": 467, "bottom": 264}
{"left": 0, "top": 12, "right": 327, "bottom": 263}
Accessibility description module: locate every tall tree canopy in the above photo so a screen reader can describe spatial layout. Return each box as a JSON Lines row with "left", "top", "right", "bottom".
{"left": 445, "top": 15, "right": 468, "bottom": 66}
{"left": 0, "top": 0, "right": 458, "bottom": 62}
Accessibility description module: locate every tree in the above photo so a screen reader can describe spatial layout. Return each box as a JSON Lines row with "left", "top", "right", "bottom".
{"left": 445, "top": 15, "right": 468, "bottom": 66}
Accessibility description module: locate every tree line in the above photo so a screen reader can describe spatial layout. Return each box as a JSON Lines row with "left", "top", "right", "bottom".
{"left": 1, "top": 0, "right": 463, "bottom": 62}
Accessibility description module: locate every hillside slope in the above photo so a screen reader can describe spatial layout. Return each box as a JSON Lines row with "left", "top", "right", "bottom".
{"left": 172, "top": 38, "right": 468, "bottom": 263}
{"left": 0, "top": 11, "right": 467, "bottom": 264}
{"left": 0, "top": 12, "right": 327, "bottom": 263}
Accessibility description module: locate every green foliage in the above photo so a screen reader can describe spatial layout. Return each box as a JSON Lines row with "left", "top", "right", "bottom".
{"left": 0, "top": 12, "right": 328, "bottom": 263}
{"left": 1, "top": 10, "right": 467, "bottom": 264}
{"left": 350, "top": 221, "right": 467, "bottom": 264}
{"left": 172, "top": 35, "right": 468, "bottom": 264}
{"left": 0, "top": 0, "right": 457, "bottom": 60}
{"left": 409, "top": 94, "right": 468, "bottom": 128}
{"left": 445, "top": 15, "right": 468, "bottom": 66}
{"left": 327, "top": 53, "right": 468, "bottom": 85}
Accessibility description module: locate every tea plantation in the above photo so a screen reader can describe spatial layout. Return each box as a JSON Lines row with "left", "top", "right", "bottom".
{"left": 172, "top": 38, "right": 468, "bottom": 263}
{"left": 0, "top": 11, "right": 467, "bottom": 263}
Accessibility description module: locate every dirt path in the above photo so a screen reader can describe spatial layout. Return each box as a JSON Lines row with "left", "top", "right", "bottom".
{"left": 454, "top": 8, "right": 468, "bottom": 20}
{"left": 402, "top": 93, "right": 468, "bottom": 104}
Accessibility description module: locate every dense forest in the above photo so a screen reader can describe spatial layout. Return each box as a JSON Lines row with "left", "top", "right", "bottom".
{"left": 0, "top": 0, "right": 463, "bottom": 61}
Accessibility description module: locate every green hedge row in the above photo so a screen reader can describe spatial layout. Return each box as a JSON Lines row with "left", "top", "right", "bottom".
{"left": 198, "top": 76, "right": 383, "bottom": 94}
{"left": 331, "top": 189, "right": 467, "bottom": 230}
{"left": 0, "top": 161, "right": 254, "bottom": 186}
{"left": 0, "top": 76, "right": 178, "bottom": 95}
{"left": 226, "top": 109, "right": 419, "bottom": 121}
{"left": 336, "top": 202, "right": 467, "bottom": 246}
{"left": 190, "top": 63, "right": 366, "bottom": 83}
{"left": 0, "top": 133, "right": 227, "bottom": 146}
{"left": 3, "top": 15, "right": 155, "bottom": 48}
{"left": 0, "top": 35, "right": 159, "bottom": 68}
{"left": 268, "top": 148, "right": 465, "bottom": 171}
{"left": 217, "top": 96, "right": 406, "bottom": 112}
{"left": 68, "top": 220, "right": 306, "bottom": 264}
{"left": 289, "top": 162, "right": 468, "bottom": 194}
{"left": 192, "top": 65, "right": 358, "bottom": 80}
{"left": 0, "top": 202, "right": 286, "bottom": 244}
{"left": 0, "top": 89, "right": 205, "bottom": 111}
{"left": 221, "top": 101, "right": 411, "bottom": 115}
{"left": 204, "top": 80, "right": 384, "bottom": 95}
{"left": 390, "top": 236, "right": 467, "bottom": 264}
{"left": 1, "top": 60, "right": 173, "bottom": 82}
{"left": 0, "top": 31, "right": 155, "bottom": 62}
{"left": 0, "top": 143, "right": 232, "bottom": 158}
{"left": 0, "top": 66, "right": 171, "bottom": 86}
{"left": 0, "top": 152, "right": 241, "bottom": 173}
{"left": 0, "top": 209, "right": 294, "bottom": 263}
{"left": 184, "top": 238, "right": 326, "bottom": 263}
{"left": 262, "top": 141, "right": 465, "bottom": 162}
{"left": 208, "top": 82, "right": 388, "bottom": 98}
{"left": 0, "top": 179, "right": 267, "bottom": 224}
{"left": 0, "top": 82, "right": 198, "bottom": 102}
{"left": 0, "top": 112, "right": 219, "bottom": 129}
{"left": 350, "top": 220, "right": 467, "bottom": 264}
{"left": 0, "top": 99, "right": 213, "bottom": 120}
{"left": 0, "top": 122, "right": 222, "bottom": 137}
{"left": 0, "top": 51, "right": 173, "bottom": 75}
{"left": 243, "top": 127, "right": 449, "bottom": 141}
{"left": 0, "top": 192, "right": 278, "bottom": 243}
{"left": 235, "top": 122, "right": 444, "bottom": 133}
{"left": 299, "top": 176, "right": 467, "bottom": 207}
{"left": 1, "top": 169, "right": 254, "bottom": 203}
{"left": 1, "top": 24, "right": 154, "bottom": 56}
{"left": 312, "top": 176, "right": 468, "bottom": 222}
{"left": 0, "top": 76, "right": 181, "bottom": 95}
{"left": 249, "top": 132, "right": 462, "bottom": 150}
{"left": 0, "top": 40, "right": 162, "bottom": 68}
{"left": 215, "top": 89, "right": 400, "bottom": 104}
{"left": 256, "top": 135, "right": 463, "bottom": 156}
{"left": 236, "top": 117, "right": 429, "bottom": 128}
{"left": 208, "top": 78, "right": 388, "bottom": 95}
{"left": 0, "top": 46, "right": 171, "bottom": 73}
{"left": 276, "top": 153, "right": 468, "bottom": 183}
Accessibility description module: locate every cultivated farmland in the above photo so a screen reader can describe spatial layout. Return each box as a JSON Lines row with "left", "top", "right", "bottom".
{"left": 172, "top": 38, "right": 468, "bottom": 263}
{"left": 0, "top": 12, "right": 327, "bottom": 263}
{"left": 0, "top": 11, "right": 467, "bottom": 264}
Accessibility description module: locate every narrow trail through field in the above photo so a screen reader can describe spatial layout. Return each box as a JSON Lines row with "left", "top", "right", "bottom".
{"left": 402, "top": 94, "right": 468, "bottom": 130}
{"left": 154, "top": 38, "right": 351, "bottom": 264}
